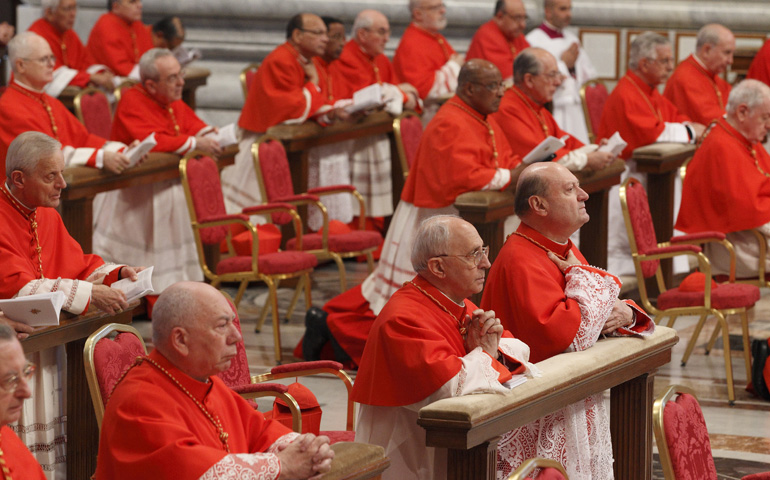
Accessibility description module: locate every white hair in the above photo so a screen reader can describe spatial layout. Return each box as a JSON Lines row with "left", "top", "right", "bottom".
{"left": 410, "top": 215, "right": 458, "bottom": 272}
{"left": 6, "top": 132, "right": 62, "bottom": 178}
{"left": 726, "top": 79, "right": 770, "bottom": 115}
{"left": 352, "top": 11, "right": 375, "bottom": 38}
{"left": 628, "top": 31, "right": 669, "bottom": 71}
{"left": 41, "top": 0, "right": 62, "bottom": 10}
{"left": 139, "top": 47, "right": 174, "bottom": 82}
{"left": 7, "top": 32, "right": 46, "bottom": 69}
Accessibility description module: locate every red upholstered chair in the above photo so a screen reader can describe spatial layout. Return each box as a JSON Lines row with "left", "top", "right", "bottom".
{"left": 74, "top": 86, "right": 112, "bottom": 138}
{"left": 620, "top": 177, "right": 759, "bottom": 404}
{"left": 252, "top": 135, "right": 382, "bottom": 291}
{"left": 218, "top": 297, "right": 355, "bottom": 442}
{"left": 84, "top": 323, "right": 147, "bottom": 430}
{"left": 240, "top": 62, "right": 260, "bottom": 100}
{"left": 180, "top": 154, "right": 318, "bottom": 363}
{"left": 579, "top": 79, "right": 609, "bottom": 144}
{"left": 113, "top": 79, "right": 137, "bottom": 103}
{"left": 393, "top": 111, "right": 422, "bottom": 178}
{"left": 507, "top": 458, "right": 569, "bottom": 480}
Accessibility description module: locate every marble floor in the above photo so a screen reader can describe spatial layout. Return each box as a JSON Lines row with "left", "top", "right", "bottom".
{"left": 135, "top": 259, "right": 770, "bottom": 477}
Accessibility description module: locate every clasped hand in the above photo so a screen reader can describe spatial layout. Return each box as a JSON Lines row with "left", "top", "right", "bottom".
{"left": 464, "top": 308, "right": 503, "bottom": 357}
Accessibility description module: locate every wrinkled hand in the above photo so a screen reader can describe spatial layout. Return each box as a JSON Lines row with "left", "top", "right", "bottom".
{"left": 547, "top": 250, "right": 582, "bottom": 273}
{"left": 119, "top": 266, "right": 145, "bottom": 281}
{"left": 277, "top": 433, "right": 334, "bottom": 480}
{"left": 561, "top": 43, "right": 579, "bottom": 70}
{"left": 464, "top": 309, "right": 503, "bottom": 357}
{"left": 91, "top": 285, "right": 129, "bottom": 315}
{"left": 585, "top": 150, "right": 615, "bottom": 171}
{"left": 602, "top": 300, "right": 634, "bottom": 335}
{"left": 687, "top": 122, "right": 707, "bottom": 142}
{"left": 398, "top": 82, "right": 419, "bottom": 110}
{"left": 302, "top": 61, "right": 319, "bottom": 85}
{"left": 0, "top": 312, "right": 34, "bottom": 341}
{"left": 0, "top": 22, "right": 14, "bottom": 46}
{"left": 103, "top": 151, "right": 131, "bottom": 174}
{"left": 89, "top": 71, "right": 116, "bottom": 90}
{"left": 195, "top": 136, "right": 223, "bottom": 156}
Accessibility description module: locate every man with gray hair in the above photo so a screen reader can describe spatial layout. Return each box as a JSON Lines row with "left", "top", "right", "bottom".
{"left": 0, "top": 31, "right": 132, "bottom": 179}
{"left": 352, "top": 215, "right": 539, "bottom": 480}
{"left": 0, "top": 131, "right": 142, "bottom": 475}
{"left": 87, "top": 0, "right": 153, "bottom": 77}
{"left": 95, "top": 281, "right": 335, "bottom": 479}
{"left": 597, "top": 31, "right": 706, "bottom": 276}
{"left": 664, "top": 24, "right": 735, "bottom": 125}
{"left": 28, "top": 0, "right": 115, "bottom": 94}
{"left": 93, "top": 47, "right": 221, "bottom": 292}
{"left": 677, "top": 79, "right": 770, "bottom": 279}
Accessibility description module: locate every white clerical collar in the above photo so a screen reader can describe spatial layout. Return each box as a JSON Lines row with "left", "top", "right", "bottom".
{"left": 3, "top": 181, "right": 36, "bottom": 211}
{"left": 439, "top": 289, "right": 466, "bottom": 307}
{"left": 543, "top": 20, "right": 563, "bottom": 33}
{"left": 692, "top": 54, "right": 709, "bottom": 71}
{"left": 13, "top": 78, "right": 45, "bottom": 94}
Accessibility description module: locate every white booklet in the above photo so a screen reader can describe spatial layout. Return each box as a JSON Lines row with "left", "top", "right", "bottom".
{"left": 345, "top": 83, "right": 383, "bottom": 113}
{"left": 522, "top": 136, "right": 566, "bottom": 164}
{"left": 503, "top": 374, "right": 528, "bottom": 390}
{"left": 0, "top": 291, "right": 67, "bottom": 327}
{"left": 125, "top": 133, "right": 157, "bottom": 167}
{"left": 598, "top": 131, "right": 627, "bottom": 157}
{"left": 205, "top": 123, "right": 239, "bottom": 148}
{"left": 111, "top": 266, "right": 155, "bottom": 302}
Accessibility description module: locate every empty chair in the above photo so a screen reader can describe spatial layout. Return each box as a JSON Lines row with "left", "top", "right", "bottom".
{"left": 240, "top": 62, "right": 260, "bottom": 100}
{"left": 579, "top": 79, "right": 608, "bottom": 144}
{"left": 74, "top": 86, "right": 112, "bottom": 138}
{"left": 393, "top": 111, "right": 422, "bottom": 178}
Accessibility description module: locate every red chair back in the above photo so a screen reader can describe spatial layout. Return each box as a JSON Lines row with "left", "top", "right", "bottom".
{"left": 395, "top": 113, "right": 423, "bottom": 173}
{"left": 183, "top": 156, "right": 230, "bottom": 245}
{"left": 582, "top": 80, "right": 608, "bottom": 143}
{"left": 623, "top": 179, "right": 660, "bottom": 278}
{"left": 245, "top": 68, "right": 258, "bottom": 93}
{"left": 76, "top": 88, "right": 112, "bottom": 138}
{"left": 93, "top": 332, "right": 146, "bottom": 403}
{"left": 255, "top": 138, "right": 295, "bottom": 225}
{"left": 662, "top": 392, "right": 718, "bottom": 480}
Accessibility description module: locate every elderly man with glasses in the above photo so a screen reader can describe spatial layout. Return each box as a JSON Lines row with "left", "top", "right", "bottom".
{"left": 492, "top": 48, "right": 615, "bottom": 173}
{"left": 482, "top": 162, "right": 653, "bottom": 479}
{"left": 353, "top": 215, "right": 539, "bottom": 480}
{"left": 466, "top": 0, "right": 530, "bottom": 85}
{"left": 0, "top": 324, "right": 46, "bottom": 479}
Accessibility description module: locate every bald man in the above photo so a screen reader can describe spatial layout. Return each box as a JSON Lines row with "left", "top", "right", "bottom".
{"left": 466, "top": 0, "right": 530, "bottom": 83}
{"left": 664, "top": 24, "right": 735, "bottom": 125}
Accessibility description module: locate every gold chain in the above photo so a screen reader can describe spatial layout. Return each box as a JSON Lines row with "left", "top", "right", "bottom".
{"left": 512, "top": 87, "right": 549, "bottom": 136}
{"left": 10, "top": 84, "right": 60, "bottom": 141}
{"left": 627, "top": 76, "right": 662, "bottom": 122}
{"left": 716, "top": 119, "right": 770, "bottom": 178}
{"left": 509, "top": 231, "right": 567, "bottom": 261}
{"left": 0, "top": 432, "right": 12, "bottom": 480}
{"left": 138, "top": 86, "right": 181, "bottom": 135}
{"left": 448, "top": 101, "right": 499, "bottom": 164}
{"left": 406, "top": 281, "right": 467, "bottom": 337}
{"left": 687, "top": 57, "right": 724, "bottom": 109}
{"left": 1, "top": 185, "right": 43, "bottom": 277}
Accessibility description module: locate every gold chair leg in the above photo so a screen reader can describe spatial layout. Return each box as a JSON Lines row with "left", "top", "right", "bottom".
{"left": 285, "top": 275, "right": 304, "bottom": 320}
{"left": 666, "top": 314, "right": 678, "bottom": 328}
{"left": 706, "top": 320, "right": 721, "bottom": 355}
{"left": 255, "top": 296, "right": 270, "bottom": 333}
{"left": 740, "top": 310, "right": 753, "bottom": 382}
{"left": 681, "top": 314, "right": 707, "bottom": 366}
{"left": 331, "top": 253, "right": 347, "bottom": 291}
{"left": 365, "top": 251, "right": 375, "bottom": 273}
{"left": 268, "top": 279, "right": 282, "bottom": 364}
{"left": 234, "top": 280, "right": 249, "bottom": 307}
{"left": 715, "top": 311, "right": 735, "bottom": 404}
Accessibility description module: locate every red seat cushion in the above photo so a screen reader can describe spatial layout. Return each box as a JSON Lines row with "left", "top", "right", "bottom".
{"left": 216, "top": 251, "right": 318, "bottom": 275}
{"left": 94, "top": 333, "right": 145, "bottom": 402}
{"left": 657, "top": 282, "right": 760, "bottom": 310}
{"left": 286, "top": 231, "right": 383, "bottom": 253}
{"left": 663, "top": 393, "right": 718, "bottom": 480}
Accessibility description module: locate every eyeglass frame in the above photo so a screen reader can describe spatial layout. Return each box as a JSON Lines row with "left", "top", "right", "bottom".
{"left": 434, "top": 246, "right": 490, "bottom": 267}
{"left": 22, "top": 55, "right": 56, "bottom": 66}
{"left": 1, "top": 362, "right": 36, "bottom": 394}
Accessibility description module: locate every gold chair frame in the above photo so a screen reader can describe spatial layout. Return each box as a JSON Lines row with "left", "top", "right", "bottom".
{"left": 251, "top": 135, "right": 377, "bottom": 292}
{"left": 620, "top": 177, "right": 752, "bottom": 404}
{"left": 392, "top": 111, "right": 421, "bottom": 179}
{"left": 507, "top": 458, "right": 569, "bottom": 480}
{"left": 652, "top": 384, "right": 699, "bottom": 480}
{"left": 113, "top": 79, "right": 138, "bottom": 103}
{"left": 180, "top": 154, "right": 313, "bottom": 363}
{"left": 579, "top": 79, "right": 607, "bottom": 144}
{"left": 73, "top": 86, "right": 112, "bottom": 126}
{"left": 240, "top": 62, "right": 260, "bottom": 100}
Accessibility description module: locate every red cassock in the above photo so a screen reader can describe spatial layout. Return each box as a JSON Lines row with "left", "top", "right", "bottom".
{"left": 392, "top": 23, "right": 456, "bottom": 99}
{"left": 0, "top": 426, "right": 47, "bottom": 479}
{"left": 0, "top": 82, "right": 107, "bottom": 181}
{"left": 676, "top": 118, "right": 770, "bottom": 233}
{"left": 111, "top": 84, "right": 208, "bottom": 154}
{"left": 239, "top": 43, "right": 331, "bottom": 133}
{"left": 491, "top": 86, "right": 584, "bottom": 160}
{"left": 0, "top": 185, "right": 112, "bottom": 308}
{"left": 330, "top": 40, "right": 400, "bottom": 99}
{"left": 87, "top": 12, "right": 153, "bottom": 76}
{"left": 597, "top": 71, "right": 690, "bottom": 159}
{"left": 95, "top": 350, "right": 293, "bottom": 480}
{"left": 28, "top": 18, "right": 98, "bottom": 88}
{"left": 465, "top": 20, "right": 530, "bottom": 79}
{"left": 747, "top": 39, "right": 770, "bottom": 86}
{"left": 663, "top": 55, "right": 731, "bottom": 125}
{"left": 352, "top": 275, "right": 518, "bottom": 407}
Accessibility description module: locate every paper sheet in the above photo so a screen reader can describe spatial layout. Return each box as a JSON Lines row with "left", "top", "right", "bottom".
{"left": 111, "top": 266, "right": 155, "bottom": 302}
{"left": 0, "top": 291, "right": 67, "bottom": 327}
{"left": 125, "top": 133, "right": 157, "bottom": 167}
{"left": 344, "top": 83, "right": 383, "bottom": 113}
{"left": 598, "top": 131, "right": 627, "bottom": 157}
{"left": 523, "top": 136, "right": 567, "bottom": 164}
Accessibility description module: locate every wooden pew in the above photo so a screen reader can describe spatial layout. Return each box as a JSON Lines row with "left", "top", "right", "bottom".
{"left": 60, "top": 147, "right": 236, "bottom": 254}
{"left": 417, "top": 326, "right": 678, "bottom": 480}
{"left": 22, "top": 302, "right": 139, "bottom": 480}
{"left": 631, "top": 143, "right": 695, "bottom": 294}
{"left": 327, "top": 442, "right": 391, "bottom": 480}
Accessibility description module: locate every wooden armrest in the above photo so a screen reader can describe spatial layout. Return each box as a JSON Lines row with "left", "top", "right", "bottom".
{"left": 325, "top": 442, "right": 390, "bottom": 480}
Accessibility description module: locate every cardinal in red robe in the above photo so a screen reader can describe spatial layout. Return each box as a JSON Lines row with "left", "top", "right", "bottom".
{"left": 465, "top": 0, "right": 530, "bottom": 81}
{"left": 87, "top": 3, "right": 153, "bottom": 77}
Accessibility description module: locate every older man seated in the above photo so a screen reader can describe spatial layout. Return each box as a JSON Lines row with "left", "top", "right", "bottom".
{"left": 95, "top": 281, "right": 334, "bottom": 479}
{"left": 353, "top": 215, "right": 539, "bottom": 480}
{"left": 0, "top": 324, "right": 46, "bottom": 479}
{"left": 677, "top": 79, "right": 770, "bottom": 279}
